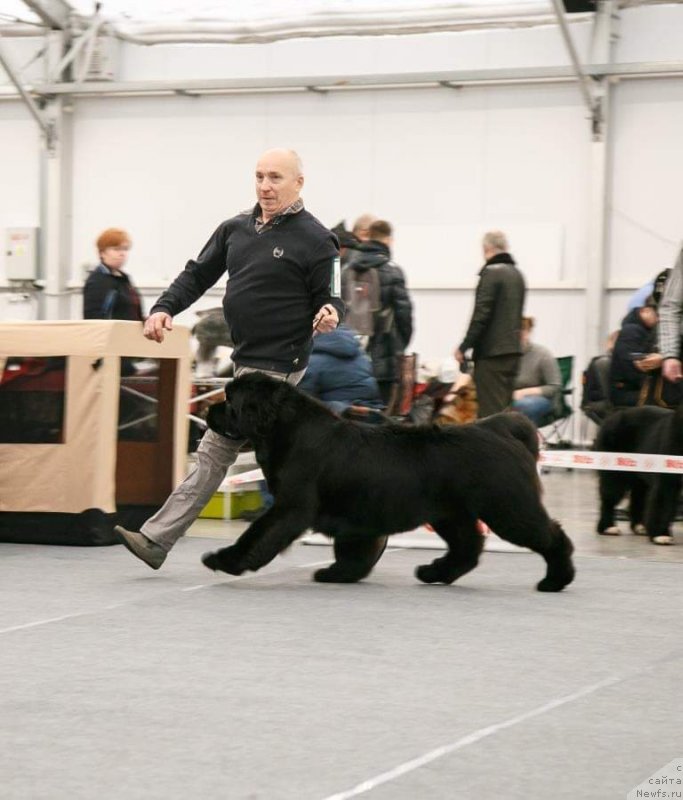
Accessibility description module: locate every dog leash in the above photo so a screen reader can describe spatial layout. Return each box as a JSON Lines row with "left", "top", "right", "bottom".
{"left": 283, "top": 304, "right": 336, "bottom": 382}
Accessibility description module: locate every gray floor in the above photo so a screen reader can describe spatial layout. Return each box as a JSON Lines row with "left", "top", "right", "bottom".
{"left": 1, "top": 470, "right": 681, "bottom": 800}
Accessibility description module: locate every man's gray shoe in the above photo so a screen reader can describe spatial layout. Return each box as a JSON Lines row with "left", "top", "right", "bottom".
{"left": 114, "top": 525, "right": 167, "bottom": 570}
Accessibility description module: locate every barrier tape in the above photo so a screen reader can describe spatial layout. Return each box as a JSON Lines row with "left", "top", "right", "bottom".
{"left": 227, "top": 451, "right": 683, "bottom": 486}
{"left": 228, "top": 467, "right": 265, "bottom": 486}
{"left": 539, "top": 449, "right": 683, "bottom": 474}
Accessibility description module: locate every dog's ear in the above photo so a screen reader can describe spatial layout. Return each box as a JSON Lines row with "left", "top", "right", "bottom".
{"left": 232, "top": 392, "right": 277, "bottom": 439}
{"left": 206, "top": 401, "right": 243, "bottom": 440}
{"left": 245, "top": 381, "right": 301, "bottom": 436}
{"left": 272, "top": 382, "right": 300, "bottom": 421}
{"left": 206, "top": 402, "right": 227, "bottom": 435}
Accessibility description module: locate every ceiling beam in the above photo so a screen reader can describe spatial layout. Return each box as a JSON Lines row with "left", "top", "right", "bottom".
{"left": 550, "top": 0, "right": 597, "bottom": 116}
{"left": 11, "top": 61, "right": 683, "bottom": 100}
{"left": 22, "top": 0, "right": 73, "bottom": 31}
{"left": 0, "top": 33, "right": 52, "bottom": 142}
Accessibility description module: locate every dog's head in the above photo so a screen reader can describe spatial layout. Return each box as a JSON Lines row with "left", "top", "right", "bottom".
{"left": 224, "top": 372, "right": 295, "bottom": 441}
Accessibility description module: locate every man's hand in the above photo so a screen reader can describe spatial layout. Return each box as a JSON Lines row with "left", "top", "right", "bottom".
{"left": 662, "top": 358, "right": 683, "bottom": 383}
{"left": 143, "top": 311, "right": 173, "bottom": 343}
{"left": 454, "top": 349, "right": 465, "bottom": 364}
{"left": 634, "top": 353, "right": 663, "bottom": 372}
{"left": 312, "top": 304, "right": 338, "bottom": 334}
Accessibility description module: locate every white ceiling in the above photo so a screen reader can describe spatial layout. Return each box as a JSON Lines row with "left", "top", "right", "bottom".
{"left": 2, "top": 2, "right": 564, "bottom": 25}
{"left": 0, "top": 1, "right": 675, "bottom": 34}
{"left": 0, "top": 0, "right": 551, "bottom": 22}
{"left": 72, "top": 0, "right": 573, "bottom": 22}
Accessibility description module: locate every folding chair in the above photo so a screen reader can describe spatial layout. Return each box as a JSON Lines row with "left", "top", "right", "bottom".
{"left": 537, "top": 355, "right": 574, "bottom": 447}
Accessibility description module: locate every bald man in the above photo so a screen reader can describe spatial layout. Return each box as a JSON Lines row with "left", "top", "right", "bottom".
{"left": 116, "top": 148, "right": 343, "bottom": 569}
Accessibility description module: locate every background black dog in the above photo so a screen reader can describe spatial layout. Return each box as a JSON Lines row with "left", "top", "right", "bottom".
{"left": 203, "top": 374, "right": 574, "bottom": 591}
{"left": 596, "top": 403, "right": 683, "bottom": 544}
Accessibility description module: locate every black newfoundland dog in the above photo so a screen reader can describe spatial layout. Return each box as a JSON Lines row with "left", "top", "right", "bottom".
{"left": 596, "top": 403, "right": 683, "bottom": 545}
{"left": 202, "top": 374, "right": 575, "bottom": 591}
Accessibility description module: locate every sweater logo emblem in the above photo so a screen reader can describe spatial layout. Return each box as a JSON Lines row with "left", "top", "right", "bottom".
{"left": 273, "top": 247, "right": 284, "bottom": 259}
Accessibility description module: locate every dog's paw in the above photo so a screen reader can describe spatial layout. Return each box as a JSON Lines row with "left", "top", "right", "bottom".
{"left": 536, "top": 577, "right": 565, "bottom": 592}
{"left": 201, "top": 548, "right": 244, "bottom": 575}
{"left": 313, "top": 565, "right": 362, "bottom": 583}
{"left": 415, "top": 563, "right": 451, "bottom": 585}
{"left": 536, "top": 569, "right": 574, "bottom": 592}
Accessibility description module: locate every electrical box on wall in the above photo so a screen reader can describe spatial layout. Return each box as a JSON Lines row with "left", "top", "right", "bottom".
{"left": 75, "top": 34, "right": 118, "bottom": 81}
{"left": 5, "top": 228, "right": 39, "bottom": 281}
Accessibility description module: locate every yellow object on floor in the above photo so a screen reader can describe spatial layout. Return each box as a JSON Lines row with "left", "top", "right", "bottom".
{"left": 199, "top": 492, "right": 228, "bottom": 520}
{"left": 230, "top": 489, "right": 264, "bottom": 519}
{"left": 199, "top": 485, "right": 264, "bottom": 520}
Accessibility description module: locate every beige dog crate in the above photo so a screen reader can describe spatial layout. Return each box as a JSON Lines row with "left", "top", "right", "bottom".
{"left": 0, "top": 321, "right": 191, "bottom": 545}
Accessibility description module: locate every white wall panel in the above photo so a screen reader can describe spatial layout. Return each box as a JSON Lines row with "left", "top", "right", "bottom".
{"left": 70, "top": 95, "right": 269, "bottom": 286}
{"left": 609, "top": 80, "right": 683, "bottom": 290}
{"left": 69, "top": 82, "right": 590, "bottom": 293}
{"left": 616, "top": 5, "right": 683, "bottom": 63}
{"left": 0, "top": 105, "right": 40, "bottom": 288}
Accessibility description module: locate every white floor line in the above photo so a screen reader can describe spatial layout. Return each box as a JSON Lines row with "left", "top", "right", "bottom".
{"left": 320, "top": 672, "right": 635, "bottom": 800}
{"left": 0, "top": 556, "right": 336, "bottom": 636}
{"left": 0, "top": 612, "right": 95, "bottom": 635}
{"left": 180, "top": 556, "right": 338, "bottom": 592}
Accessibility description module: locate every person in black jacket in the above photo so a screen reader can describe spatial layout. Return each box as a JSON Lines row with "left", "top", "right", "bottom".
{"left": 83, "top": 228, "right": 144, "bottom": 321}
{"left": 455, "top": 231, "right": 526, "bottom": 418}
{"left": 341, "top": 219, "right": 413, "bottom": 409}
{"left": 115, "top": 148, "right": 344, "bottom": 570}
{"left": 609, "top": 303, "right": 662, "bottom": 407}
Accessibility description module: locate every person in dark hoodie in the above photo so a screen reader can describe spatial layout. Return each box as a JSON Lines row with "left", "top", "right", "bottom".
{"left": 341, "top": 219, "right": 413, "bottom": 408}
{"left": 609, "top": 301, "right": 663, "bottom": 407}
{"left": 299, "top": 325, "right": 382, "bottom": 413}
{"left": 455, "top": 230, "right": 526, "bottom": 418}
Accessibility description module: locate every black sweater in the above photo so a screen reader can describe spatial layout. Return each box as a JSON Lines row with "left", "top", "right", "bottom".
{"left": 151, "top": 207, "right": 342, "bottom": 372}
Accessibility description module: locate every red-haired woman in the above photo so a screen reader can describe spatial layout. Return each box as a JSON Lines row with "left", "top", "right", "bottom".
{"left": 83, "top": 228, "right": 144, "bottom": 321}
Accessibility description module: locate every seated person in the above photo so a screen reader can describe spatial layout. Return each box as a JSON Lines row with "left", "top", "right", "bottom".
{"left": 609, "top": 302, "right": 662, "bottom": 407}
{"left": 511, "top": 316, "right": 562, "bottom": 426}
{"left": 298, "top": 325, "right": 382, "bottom": 414}
{"left": 581, "top": 331, "right": 619, "bottom": 425}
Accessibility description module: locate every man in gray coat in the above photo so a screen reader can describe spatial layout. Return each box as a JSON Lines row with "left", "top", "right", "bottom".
{"left": 455, "top": 231, "right": 526, "bottom": 418}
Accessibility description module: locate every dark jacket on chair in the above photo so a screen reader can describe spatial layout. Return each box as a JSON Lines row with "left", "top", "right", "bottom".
{"left": 298, "top": 326, "right": 382, "bottom": 411}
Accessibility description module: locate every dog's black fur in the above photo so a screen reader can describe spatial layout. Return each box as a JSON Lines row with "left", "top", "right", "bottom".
{"left": 475, "top": 410, "right": 540, "bottom": 463}
{"left": 202, "top": 374, "right": 574, "bottom": 591}
{"left": 595, "top": 403, "right": 683, "bottom": 541}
